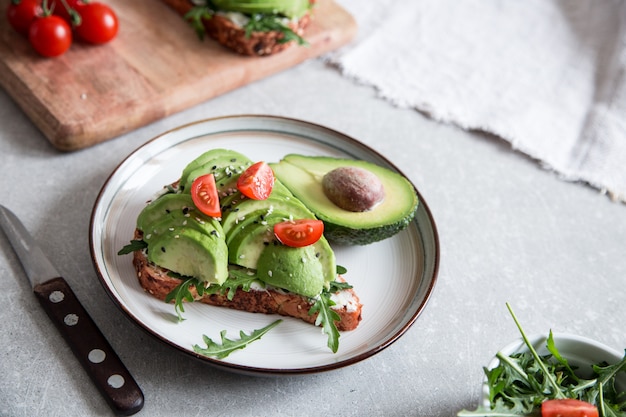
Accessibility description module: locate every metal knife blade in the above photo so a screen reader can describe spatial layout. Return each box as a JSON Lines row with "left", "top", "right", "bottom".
{"left": 0, "top": 204, "right": 144, "bottom": 416}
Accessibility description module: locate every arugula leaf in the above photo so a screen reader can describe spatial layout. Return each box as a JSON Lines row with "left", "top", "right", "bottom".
{"left": 220, "top": 268, "right": 260, "bottom": 300}
{"left": 506, "top": 303, "right": 566, "bottom": 400}
{"left": 309, "top": 290, "right": 341, "bottom": 353}
{"left": 164, "top": 268, "right": 260, "bottom": 321}
{"left": 117, "top": 239, "right": 147, "bottom": 255}
{"left": 328, "top": 280, "right": 352, "bottom": 293}
{"left": 243, "top": 14, "right": 308, "bottom": 45}
{"left": 164, "top": 276, "right": 199, "bottom": 321}
{"left": 193, "top": 319, "right": 282, "bottom": 359}
{"left": 184, "top": 6, "right": 214, "bottom": 40}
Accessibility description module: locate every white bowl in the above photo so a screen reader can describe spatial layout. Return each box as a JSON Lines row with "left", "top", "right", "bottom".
{"left": 482, "top": 333, "right": 625, "bottom": 408}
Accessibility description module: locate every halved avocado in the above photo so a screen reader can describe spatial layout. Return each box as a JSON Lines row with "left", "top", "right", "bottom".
{"left": 270, "top": 154, "right": 419, "bottom": 245}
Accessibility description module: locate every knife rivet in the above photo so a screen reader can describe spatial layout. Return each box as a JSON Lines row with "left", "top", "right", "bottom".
{"left": 88, "top": 349, "right": 106, "bottom": 364}
{"left": 107, "top": 374, "right": 125, "bottom": 389}
{"left": 63, "top": 313, "right": 79, "bottom": 326}
{"left": 49, "top": 291, "right": 65, "bottom": 303}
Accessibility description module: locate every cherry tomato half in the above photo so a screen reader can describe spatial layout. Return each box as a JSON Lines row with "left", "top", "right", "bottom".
{"left": 274, "top": 219, "right": 324, "bottom": 248}
{"left": 6, "top": 0, "right": 42, "bottom": 36}
{"left": 191, "top": 174, "right": 222, "bottom": 218}
{"left": 28, "top": 14, "right": 72, "bottom": 57}
{"left": 237, "top": 161, "right": 274, "bottom": 200}
{"left": 73, "top": 2, "right": 118, "bottom": 44}
{"left": 542, "top": 399, "right": 599, "bottom": 417}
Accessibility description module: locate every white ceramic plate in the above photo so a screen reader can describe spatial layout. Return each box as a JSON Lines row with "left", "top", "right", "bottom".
{"left": 90, "top": 115, "right": 440, "bottom": 375}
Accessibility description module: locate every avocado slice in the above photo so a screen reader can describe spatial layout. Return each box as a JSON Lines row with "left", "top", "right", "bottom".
{"left": 256, "top": 243, "right": 325, "bottom": 298}
{"left": 142, "top": 209, "right": 223, "bottom": 243}
{"left": 227, "top": 210, "right": 292, "bottom": 267}
{"left": 270, "top": 154, "right": 419, "bottom": 245}
{"left": 220, "top": 195, "right": 313, "bottom": 237}
{"left": 180, "top": 154, "right": 253, "bottom": 194}
{"left": 147, "top": 227, "right": 229, "bottom": 285}
{"left": 211, "top": 0, "right": 312, "bottom": 19}
{"left": 137, "top": 193, "right": 203, "bottom": 233}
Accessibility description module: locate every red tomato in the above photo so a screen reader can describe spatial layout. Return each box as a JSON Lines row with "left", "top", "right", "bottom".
{"left": 237, "top": 161, "right": 274, "bottom": 200}
{"left": 28, "top": 15, "right": 72, "bottom": 57}
{"left": 191, "top": 174, "right": 222, "bottom": 218}
{"left": 542, "top": 399, "right": 599, "bottom": 417}
{"left": 73, "top": 2, "right": 118, "bottom": 44}
{"left": 6, "top": 0, "right": 42, "bottom": 36}
{"left": 274, "top": 219, "right": 324, "bottom": 248}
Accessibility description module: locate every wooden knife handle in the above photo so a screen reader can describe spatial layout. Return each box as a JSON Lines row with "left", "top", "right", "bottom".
{"left": 33, "top": 277, "right": 144, "bottom": 416}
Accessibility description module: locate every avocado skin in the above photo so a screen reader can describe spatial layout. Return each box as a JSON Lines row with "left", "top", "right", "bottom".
{"left": 270, "top": 155, "right": 419, "bottom": 245}
{"left": 324, "top": 214, "right": 415, "bottom": 245}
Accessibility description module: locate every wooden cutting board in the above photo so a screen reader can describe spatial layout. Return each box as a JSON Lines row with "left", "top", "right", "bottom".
{"left": 0, "top": 0, "right": 356, "bottom": 151}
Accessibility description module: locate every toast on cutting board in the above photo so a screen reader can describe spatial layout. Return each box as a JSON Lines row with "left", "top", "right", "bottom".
{"left": 160, "top": 0, "right": 315, "bottom": 56}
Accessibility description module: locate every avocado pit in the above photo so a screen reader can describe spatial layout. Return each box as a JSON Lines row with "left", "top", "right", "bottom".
{"left": 322, "top": 166, "right": 385, "bottom": 212}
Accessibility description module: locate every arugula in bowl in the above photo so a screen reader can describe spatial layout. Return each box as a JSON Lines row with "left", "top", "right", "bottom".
{"left": 458, "top": 303, "right": 626, "bottom": 417}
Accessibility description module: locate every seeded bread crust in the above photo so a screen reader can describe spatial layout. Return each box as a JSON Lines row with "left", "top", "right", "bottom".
{"left": 132, "top": 230, "right": 362, "bottom": 331}
{"left": 161, "top": 0, "right": 313, "bottom": 56}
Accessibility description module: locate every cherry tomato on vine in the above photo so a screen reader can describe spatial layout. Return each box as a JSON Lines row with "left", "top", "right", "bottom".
{"left": 541, "top": 399, "right": 598, "bottom": 417}
{"left": 191, "top": 174, "right": 222, "bottom": 218}
{"left": 28, "top": 14, "right": 72, "bottom": 57}
{"left": 237, "top": 161, "right": 274, "bottom": 200}
{"left": 274, "top": 219, "right": 324, "bottom": 248}
{"left": 49, "top": 0, "right": 81, "bottom": 24}
{"left": 6, "top": 0, "right": 42, "bottom": 36}
{"left": 73, "top": 2, "right": 118, "bottom": 44}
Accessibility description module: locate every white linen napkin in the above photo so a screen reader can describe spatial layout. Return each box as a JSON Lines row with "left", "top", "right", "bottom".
{"left": 328, "top": 0, "right": 626, "bottom": 203}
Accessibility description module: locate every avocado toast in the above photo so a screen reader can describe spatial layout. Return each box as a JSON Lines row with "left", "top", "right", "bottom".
{"left": 120, "top": 148, "right": 420, "bottom": 354}
{"left": 160, "top": 0, "right": 314, "bottom": 56}
{"left": 121, "top": 149, "right": 365, "bottom": 354}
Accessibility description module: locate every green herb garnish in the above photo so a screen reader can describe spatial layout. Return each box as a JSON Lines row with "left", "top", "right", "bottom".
{"left": 164, "top": 268, "right": 259, "bottom": 321}
{"left": 309, "top": 288, "right": 341, "bottom": 353}
{"left": 184, "top": 6, "right": 214, "bottom": 40}
{"left": 163, "top": 275, "right": 203, "bottom": 321}
{"left": 458, "top": 303, "right": 626, "bottom": 416}
{"left": 193, "top": 319, "right": 282, "bottom": 359}
{"left": 163, "top": 269, "right": 352, "bottom": 354}
{"left": 117, "top": 239, "right": 147, "bottom": 255}
{"left": 243, "top": 14, "right": 308, "bottom": 45}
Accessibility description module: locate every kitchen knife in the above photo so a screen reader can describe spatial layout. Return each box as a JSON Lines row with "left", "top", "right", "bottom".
{"left": 0, "top": 204, "right": 144, "bottom": 416}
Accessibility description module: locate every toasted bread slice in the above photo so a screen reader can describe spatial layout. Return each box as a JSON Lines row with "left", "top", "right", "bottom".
{"left": 160, "top": 0, "right": 312, "bottom": 56}
{"left": 132, "top": 230, "right": 362, "bottom": 331}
